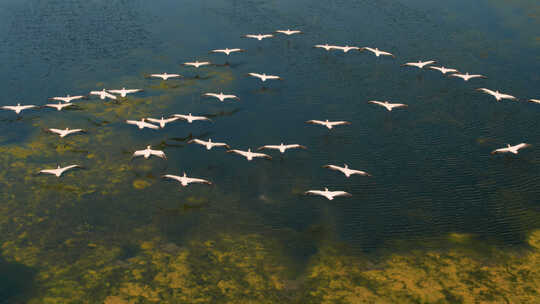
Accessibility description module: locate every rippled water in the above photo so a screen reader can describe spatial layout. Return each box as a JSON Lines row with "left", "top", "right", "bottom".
{"left": 0, "top": 0, "right": 539, "bottom": 302}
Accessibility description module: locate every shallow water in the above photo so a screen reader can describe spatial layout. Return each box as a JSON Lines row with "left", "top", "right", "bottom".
{"left": 0, "top": 0, "right": 539, "bottom": 302}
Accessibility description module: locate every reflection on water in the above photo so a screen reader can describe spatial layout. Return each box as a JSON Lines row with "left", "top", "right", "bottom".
{"left": 0, "top": 0, "right": 539, "bottom": 302}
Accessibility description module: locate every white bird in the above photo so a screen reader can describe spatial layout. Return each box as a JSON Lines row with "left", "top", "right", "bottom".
{"left": 202, "top": 92, "right": 240, "bottom": 102}
{"left": 247, "top": 73, "right": 282, "bottom": 82}
{"left": 304, "top": 188, "right": 352, "bottom": 201}
{"left": 529, "top": 99, "right": 540, "bottom": 104}
{"left": 173, "top": 113, "right": 212, "bottom": 123}
{"left": 132, "top": 145, "right": 166, "bottom": 160}
{"left": 335, "top": 45, "right": 361, "bottom": 53}
{"left": 90, "top": 89, "right": 117, "bottom": 100}
{"left": 48, "top": 95, "right": 85, "bottom": 103}
{"left": 149, "top": 73, "right": 182, "bottom": 80}
{"left": 183, "top": 61, "right": 211, "bottom": 68}
{"left": 47, "top": 128, "right": 85, "bottom": 138}
{"left": 491, "top": 143, "right": 531, "bottom": 155}
{"left": 187, "top": 138, "right": 231, "bottom": 150}
{"left": 275, "top": 29, "right": 302, "bottom": 35}
{"left": 107, "top": 88, "right": 143, "bottom": 98}
{"left": 448, "top": 72, "right": 487, "bottom": 81}
{"left": 210, "top": 48, "right": 245, "bottom": 55}
{"left": 227, "top": 148, "right": 272, "bottom": 161}
{"left": 257, "top": 143, "right": 307, "bottom": 153}
{"left": 162, "top": 172, "right": 212, "bottom": 187}
{"left": 313, "top": 44, "right": 339, "bottom": 51}
{"left": 361, "top": 47, "right": 395, "bottom": 58}
{"left": 402, "top": 60, "right": 436, "bottom": 69}
{"left": 145, "top": 116, "right": 180, "bottom": 128}
{"left": 305, "top": 119, "right": 351, "bottom": 129}
{"left": 44, "top": 102, "right": 74, "bottom": 111}
{"left": 1, "top": 103, "right": 37, "bottom": 115}
{"left": 429, "top": 66, "right": 459, "bottom": 74}
{"left": 126, "top": 118, "right": 159, "bottom": 130}
{"left": 243, "top": 34, "right": 274, "bottom": 40}
{"left": 368, "top": 100, "right": 408, "bottom": 111}
{"left": 39, "top": 165, "right": 82, "bottom": 177}
{"left": 323, "top": 164, "right": 371, "bottom": 178}
{"left": 476, "top": 88, "right": 517, "bottom": 102}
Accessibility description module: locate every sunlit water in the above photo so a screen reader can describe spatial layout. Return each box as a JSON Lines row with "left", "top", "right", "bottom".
{"left": 0, "top": 0, "right": 539, "bottom": 302}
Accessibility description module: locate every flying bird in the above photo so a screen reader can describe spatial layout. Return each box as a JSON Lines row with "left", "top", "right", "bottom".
{"left": 257, "top": 143, "right": 307, "bottom": 153}
{"left": 203, "top": 92, "right": 240, "bottom": 102}
{"left": 304, "top": 188, "right": 352, "bottom": 200}
{"left": 476, "top": 88, "right": 517, "bottom": 102}
{"left": 149, "top": 73, "right": 182, "bottom": 80}
{"left": 90, "top": 89, "right": 117, "bottom": 100}
{"left": 275, "top": 29, "right": 302, "bottom": 35}
{"left": 429, "top": 66, "right": 459, "bottom": 74}
{"left": 48, "top": 95, "right": 86, "bottom": 103}
{"left": 368, "top": 100, "right": 408, "bottom": 111}
{"left": 132, "top": 145, "right": 166, "bottom": 160}
{"left": 210, "top": 48, "right": 245, "bottom": 55}
{"left": 38, "top": 165, "right": 82, "bottom": 177}
{"left": 126, "top": 119, "right": 159, "bottom": 130}
{"left": 1, "top": 103, "right": 37, "bottom": 115}
{"left": 47, "top": 128, "right": 86, "bottom": 138}
{"left": 323, "top": 164, "right": 371, "bottom": 178}
{"left": 335, "top": 45, "right": 361, "bottom": 53}
{"left": 44, "top": 102, "right": 74, "bottom": 111}
{"left": 183, "top": 61, "right": 212, "bottom": 68}
{"left": 173, "top": 113, "right": 212, "bottom": 123}
{"left": 162, "top": 172, "right": 212, "bottom": 187}
{"left": 108, "top": 88, "right": 143, "bottom": 98}
{"left": 243, "top": 34, "right": 274, "bottom": 40}
{"left": 448, "top": 73, "right": 487, "bottom": 81}
{"left": 402, "top": 60, "right": 436, "bottom": 69}
{"left": 187, "top": 138, "right": 231, "bottom": 150}
{"left": 227, "top": 148, "right": 272, "bottom": 161}
{"left": 491, "top": 143, "right": 531, "bottom": 155}
{"left": 146, "top": 116, "right": 180, "bottom": 128}
{"left": 305, "top": 119, "right": 351, "bottom": 129}
{"left": 361, "top": 47, "right": 395, "bottom": 58}
{"left": 247, "top": 73, "right": 281, "bottom": 82}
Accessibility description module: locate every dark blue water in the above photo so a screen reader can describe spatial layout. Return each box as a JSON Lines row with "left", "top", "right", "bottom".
{"left": 0, "top": 0, "right": 539, "bottom": 302}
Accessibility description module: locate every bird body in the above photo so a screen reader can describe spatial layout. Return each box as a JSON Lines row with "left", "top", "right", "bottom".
{"left": 361, "top": 47, "right": 395, "bottom": 58}
{"left": 108, "top": 88, "right": 143, "bottom": 98}
{"left": 203, "top": 92, "right": 239, "bottom": 102}
{"left": 210, "top": 48, "right": 245, "bottom": 55}
{"left": 90, "top": 89, "right": 117, "bottom": 100}
{"left": 227, "top": 148, "right": 272, "bottom": 161}
{"left": 162, "top": 172, "right": 212, "bottom": 187}
{"left": 188, "top": 138, "right": 230, "bottom": 150}
{"left": 133, "top": 145, "right": 166, "bottom": 159}
{"left": 44, "top": 102, "right": 73, "bottom": 111}
{"left": 173, "top": 113, "right": 212, "bottom": 123}
{"left": 402, "top": 60, "right": 436, "bottom": 69}
{"left": 335, "top": 45, "right": 360, "bottom": 53}
{"left": 476, "top": 88, "right": 517, "bottom": 102}
{"left": 257, "top": 143, "right": 306, "bottom": 153}
{"left": 305, "top": 188, "right": 352, "bottom": 200}
{"left": 449, "top": 73, "right": 487, "bottom": 81}
{"left": 324, "top": 164, "right": 370, "bottom": 178}
{"left": 306, "top": 119, "right": 351, "bottom": 129}
{"left": 146, "top": 116, "right": 179, "bottom": 128}
{"left": 243, "top": 34, "right": 274, "bottom": 40}
{"left": 126, "top": 119, "right": 159, "bottom": 130}
{"left": 368, "top": 100, "right": 408, "bottom": 111}
{"left": 48, "top": 95, "right": 85, "bottom": 103}
{"left": 491, "top": 143, "right": 531, "bottom": 155}
{"left": 429, "top": 66, "right": 459, "bottom": 74}
{"left": 183, "top": 61, "right": 211, "bottom": 68}
{"left": 1, "top": 103, "right": 37, "bottom": 114}
{"left": 39, "top": 165, "right": 81, "bottom": 177}
{"left": 276, "top": 29, "right": 302, "bottom": 35}
{"left": 247, "top": 73, "right": 281, "bottom": 82}
{"left": 149, "top": 73, "right": 182, "bottom": 80}
{"left": 48, "top": 128, "right": 85, "bottom": 138}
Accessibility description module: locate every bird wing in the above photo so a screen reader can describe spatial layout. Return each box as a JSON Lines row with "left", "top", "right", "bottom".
{"left": 227, "top": 149, "right": 246, "bottom": 157}
{"left": 323, "top": 165, "right": 342, "bottom": 171}
{"left": 145, "top": 118, "right": 161, "bottom": 124}
{"left": 125, "top": 120, "right": 138, "bottom": 125}
{"left": 306, "top": 120, "right": 324, "bottom": 125}
{"left": 248, "top": 73, "right": 263, "bottom": 78}
{"left": 380, "top": 50, "right": 394, "bottom": 57}
{"left": 351, "top": 169, "right": 370, "bottom": 176}
{"left": 368, "top": 100, "right": 385, "bottom": 107}
{"left": 330, "top": 121, "right": 351, "bottom": 126}
{"left": 151, "top": 150, "right": 167, "bottom": 159}
{"left": 529, "top": 99, "right": 540, "bottom": 104}
{"left": 477, "top": 88, "right": 496, "bottom": 96}
{"left": 133, "top": 150, "right": 146, "bottom": 157}
{"left": 391, "top": 103, "right": 408, "bottom": 108}
{"left": 108, "top": 89, "right": 122, "bottom": 94}
{"left": 500, "top": 93, "right": 517, "bottom": 100}
{"left": 162, "top": 175, "right": 182, "bottom": 183}
{"left": 286, "top": 144, "right": 307, "bottom": 149}
{"left": 491, "top": 147, "right": 509, "bottom": 154}
{"left": 173, "top": 114, "right": 188, "bottom": 120}
{"left": 305, "top": 190, "right": 324, "bottom": 196}
{"left": 266, "top": 75, "right": 281, "bottom": 80}
{"left": 203, "top": 93, "right": 219, "bottom": 98}
{"left": 48, "top": 128, "right": 63, "bottom": 134}
{"left": 187, "top": 178, "right": 212, "bottom": 185}
{"left": 39, "top": 169, "right": 57, "bottom": 175}
{"left": 470, "top": 74, "right": 487, "bottom": 79}
{"left": 515, "top": 143, "right": 531, "bottom": 150}
{"left": 189, "top": 139, "right": 206, "bottom": 145}
{"left": 253, "top": 152, "right": 272, "bottom": 159}
{"left": 63, "top": 165, "right": 81, "bottom": 171}
{"left": 257, "top": 145, "right": 278, "bottom": 151}
{"left": 223, "top": 94, "right": 239, "bottom": 100}
{"left": 143, "top": 122, "right": 159, "bottom": 129}
{"left": 332, "top": 191, "right": 352, "bottom": 197}
{"left": 194, "top": 116, "right": 212, "bottom": 121}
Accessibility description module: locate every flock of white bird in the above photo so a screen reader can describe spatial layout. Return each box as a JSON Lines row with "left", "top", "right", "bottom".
{"left": 1, "top": 29, "right": 536, "bottom": 200}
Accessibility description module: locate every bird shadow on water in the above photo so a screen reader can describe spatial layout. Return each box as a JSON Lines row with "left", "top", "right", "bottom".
{"left": 0, "top": 256, "right": 36, "bottom": 304}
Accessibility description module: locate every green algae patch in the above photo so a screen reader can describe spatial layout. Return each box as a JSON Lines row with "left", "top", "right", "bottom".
{"left": 132, "top": 179, "right": 152, "bottom": 190}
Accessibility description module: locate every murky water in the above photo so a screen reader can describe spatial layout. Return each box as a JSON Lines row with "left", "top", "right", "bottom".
{"left": 0, "top": 0, "right": 539, "bottom": 302}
